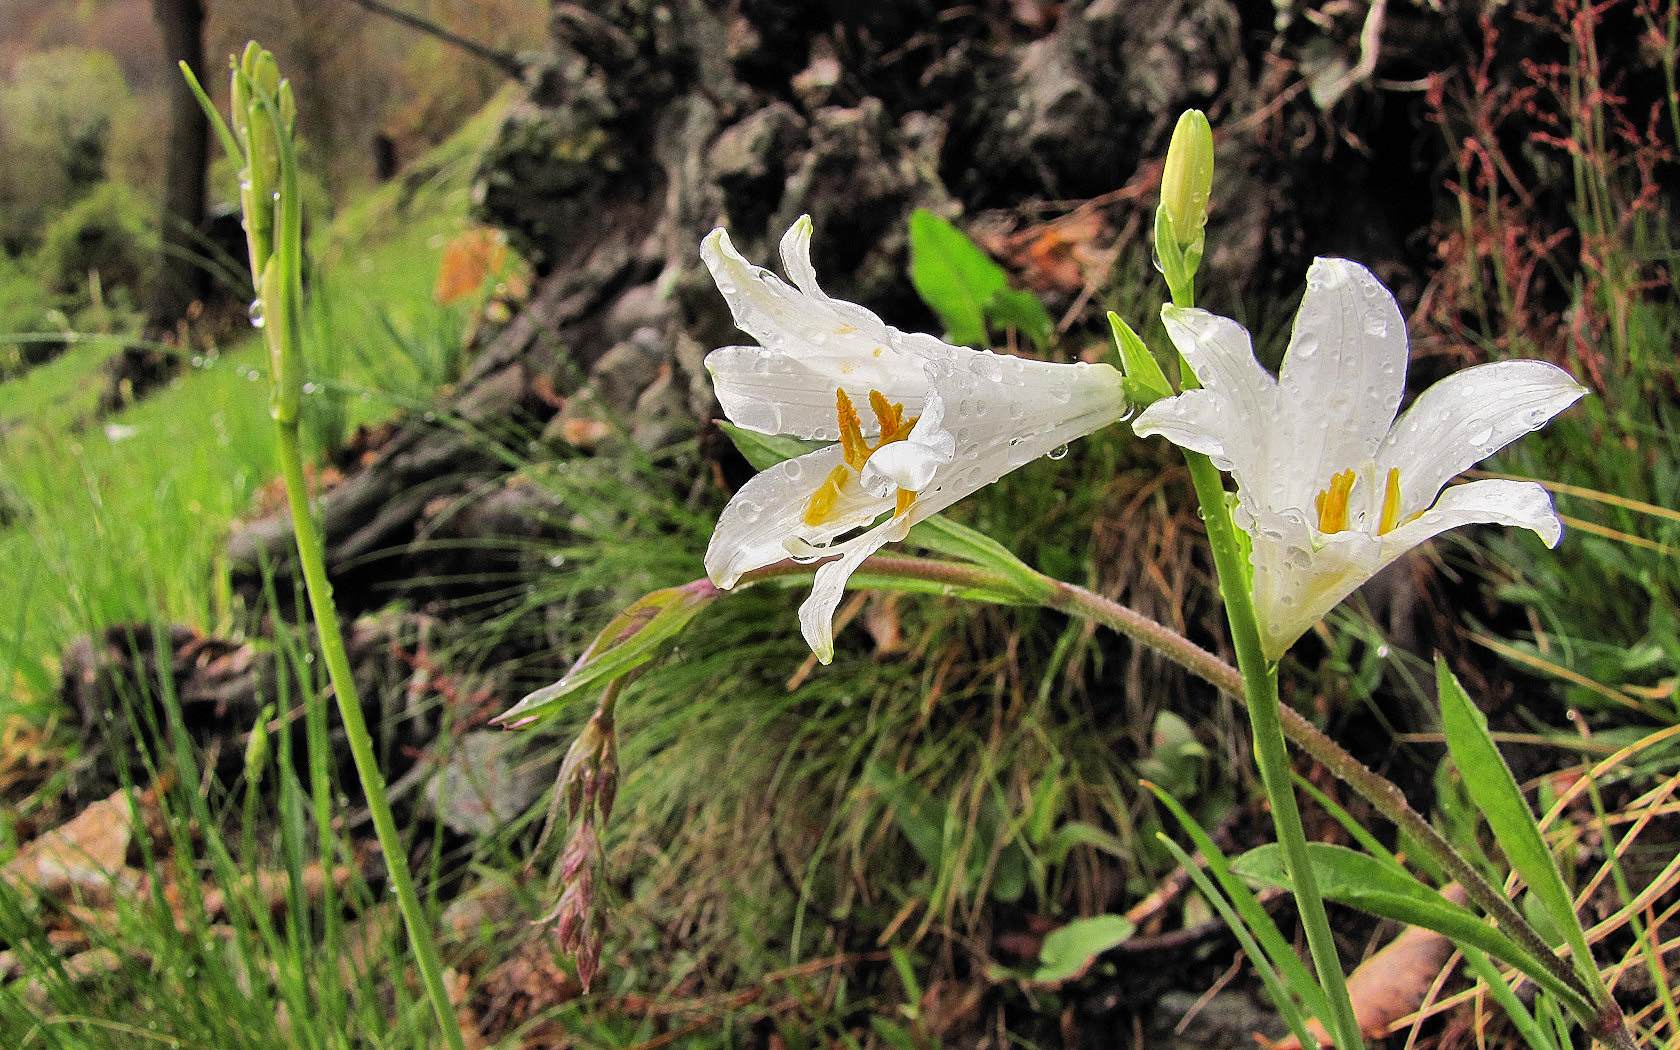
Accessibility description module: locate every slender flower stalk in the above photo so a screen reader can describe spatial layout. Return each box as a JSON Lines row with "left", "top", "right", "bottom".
{"left": 188, "top": 48, "right": 466, "bottom": 1050}
{"left": 740, "top": 553, "right": 1596, "bottom": 1012}
{"left": 1147, "top": 117, "right": 1364, "bottom": 1049}
{"left": 700, "top": 216, "right": 1127, "bottom": 661}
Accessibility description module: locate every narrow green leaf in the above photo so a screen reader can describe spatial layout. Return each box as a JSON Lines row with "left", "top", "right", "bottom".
{"left": 1147, "top": 783, "right": 1330, "bottom": 1019}
{"left": 1234, "top": 842, "right": 1596, "bottom": 1018}
{"left": 178, "top": 60, "right": 244, "bottom": 168}
{"left": 1436, "top": 659, "right": 1603, "bottom": 996}
{"left": 1046, "top": 821, "right": 1129, "bottom": 864}
{"left": 904, "top": 516, "right": 1051, "bottom": 600}
{"left": 716, "top": 420, "right": 822, "bottom": 471}
{"left": 494, "top": 584, "right": 715, "bottom": 726}
{"left": 1155, "top": 833, "right": 1322, "bottom": 1050}
{"left": 1031, "top": 914, "right": 1135, "bottom": 983}
{"left": 987, "top": 287, "right": 1055, "bottom": 350}
{"left": 908, "top": 209, "right": 1007, "bottom": 346}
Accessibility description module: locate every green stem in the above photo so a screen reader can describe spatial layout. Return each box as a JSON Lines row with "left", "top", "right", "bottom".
{"left": 1162, "top": 275, "right": 1360, "bottom": 1047}
{"left": 745, "top": 553, "right": 1618, "bottom": 1036}
{"left": 275, "top": 420, "right": 465, "bottom": 1050}
{"left": 1181, "top": 453, "right": 1365, "bottom": 1050}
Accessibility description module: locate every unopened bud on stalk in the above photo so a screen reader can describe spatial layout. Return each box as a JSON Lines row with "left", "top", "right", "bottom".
{"left": 244, "top": 704, "right": 273, "bottom": 784}
{"left": 1160, "top": 109, "right": 1214, "bottom": 249}
{"left": 1153, "top": 108, "right": 1216, "bottom": 306}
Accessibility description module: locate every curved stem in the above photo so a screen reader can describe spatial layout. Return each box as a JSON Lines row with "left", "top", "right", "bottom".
{"left": 736, "top": 553, "right": 1613, "bottom": 1036}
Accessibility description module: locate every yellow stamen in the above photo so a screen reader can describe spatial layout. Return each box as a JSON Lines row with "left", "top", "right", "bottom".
{"left": 1377, "top": 467, "right": 1403, "bottom": 536}
{"left": 835, "top": 388, "right": 869, "bottom": 469}
{"left": 868, "top": 389, "right": 902, "bottom": 437}
{"left": 803, "top": 463, "right": 853, "bottom": 526}
{"left": 809, "top": 388, "right": 931, "bottom": 528}
{"left": 1314, "top": 468, "right": 1357, "bottom": 534}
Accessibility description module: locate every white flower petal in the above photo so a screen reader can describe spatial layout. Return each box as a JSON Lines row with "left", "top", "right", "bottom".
{"left": 1379, "top": 478, "right": 1563, "bottom": 555}
{"left": 704, "top": 344, "right": 932, "bottom": 438}
{"left": 1160, "top": 305, "right": 1276, "bottom": 405}
{"left": 1376, "top": 360, "right": 1587, "bottom": 515}
{"left": 1249, "top": 479, "right": 1563, "bottom": 660}
{"left": 862, "top": 440, "right": 950, "bottom": 495}
{"left": 704, "top": 444, "right": 887, "bottom": 588}
{"left": 1150, "top": 306, "right": 1279, "bottom": 505}
{"left": 1249, "top": 522, "right": 1384, "bottom": 660}
{"left": 798, "top": 518, "right": 905, "bottom": 664}
{"left": 1276, "top": 258, "right": 1409, "bottom": 507}
{"left": 1133, "top": 389, "right": 1241, "bottom": 467}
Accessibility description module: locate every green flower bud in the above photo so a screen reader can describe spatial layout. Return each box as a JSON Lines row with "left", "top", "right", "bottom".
{"left": 251, "top": 49, "right": 281, "bottom": 99}
{"left": 230, "top": 55, "right": 251, "bottom": 138}
{"left": 244, "top": 704, "right": 274, "bottom": 784}
{"left": 1160, "top": 109, "right": 1214, "bottom": 249}
{"left": 278, "top": 81, "right": 297, "bottom": 133}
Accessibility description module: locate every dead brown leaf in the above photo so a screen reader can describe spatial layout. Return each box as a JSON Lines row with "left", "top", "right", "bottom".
{"left": 558, "top": 417, "right": 612, "bottom": 449}
{"left": 436, "top": 227, "right": 510, "bottom": 305}
{"left": 3, "top": 790, "right": 138, "bottom": 902}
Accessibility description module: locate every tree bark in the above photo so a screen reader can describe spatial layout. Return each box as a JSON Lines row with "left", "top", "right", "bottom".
{"left": 146, "top": 0, "right": 211, "bottom": 328}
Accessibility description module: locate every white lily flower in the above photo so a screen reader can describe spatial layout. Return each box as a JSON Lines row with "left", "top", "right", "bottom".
{"left": 1134, "top": 257, "right": 1587, "bottom": 660}
{"left": 701, "top": 216, "right": 1127, "bottom": 662}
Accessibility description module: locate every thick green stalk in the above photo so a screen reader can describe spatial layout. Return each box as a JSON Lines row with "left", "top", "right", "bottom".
{"left": 238, "top": 48, "right": 465, "bottom": 1046}
{"left": 274, "top": 424, "right": 465, "bottom": 1050}
{"left": 1165, "top": 272, "right": 1361, "bottom": 1049}
{"left": 1180, "top": 451, "right": 1364, "bottom": 1050}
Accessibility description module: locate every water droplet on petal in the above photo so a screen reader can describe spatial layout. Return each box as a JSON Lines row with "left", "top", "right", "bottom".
{"left": 1047, "top": 444, "right": 1069, "bottom": 460}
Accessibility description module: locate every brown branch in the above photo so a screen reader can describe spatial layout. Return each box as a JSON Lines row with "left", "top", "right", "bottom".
{"left": 343, "top": 0, "right": 524, "bottom": 79}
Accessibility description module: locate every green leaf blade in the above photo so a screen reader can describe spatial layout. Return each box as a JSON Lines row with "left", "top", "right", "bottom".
{"left": 1031, "top": 914, "right": 1135, "bottom": 983}
{"left": 908, "top": 209, "right": 1007, "bottom": 346}
{"left": 1435, "top": 659, "right": 1603, "bottom": 998}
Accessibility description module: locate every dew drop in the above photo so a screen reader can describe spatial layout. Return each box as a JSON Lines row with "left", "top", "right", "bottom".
{"left": 1047, "top": 444, "right": 1069, "bottom": 460}
{"left": 248, "top": 299, "right": 266, "bottom": 328}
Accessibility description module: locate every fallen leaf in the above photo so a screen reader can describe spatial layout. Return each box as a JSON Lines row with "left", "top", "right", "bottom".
{"left": 436, "top": 228, "right": 509, "bottom": 305}
{"left": 3, "top": 791, "right": 137, "bottom": 902}
{"left": 559, "top": 417, "right": 612, "bottom": 449}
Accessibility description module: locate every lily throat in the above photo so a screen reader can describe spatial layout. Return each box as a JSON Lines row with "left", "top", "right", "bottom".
{"left": 802, "top": 388, "right": 920, "bottom": 527}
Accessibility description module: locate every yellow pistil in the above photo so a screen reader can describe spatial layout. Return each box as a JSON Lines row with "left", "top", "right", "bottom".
{"left": 836, "top": 388, "right": 869, "bottom": 469}
{"left": 1376, "top": 467, "right": 1403, "bottom": 536}
{"left": 1313, "top": 468, "right": 1357, "bottom": 534}
{"left": 895, "top": 488, "right": 916, "bottom": 517}
{"left": 803, "top": 463, "right": 853, "bottom": 526}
